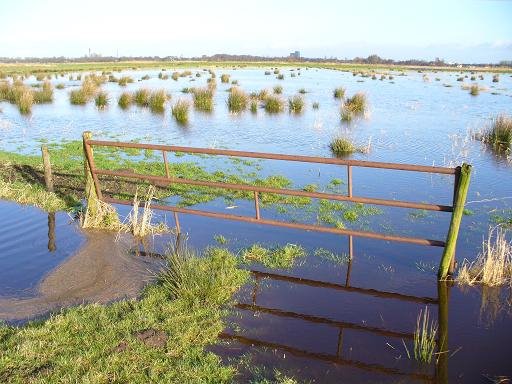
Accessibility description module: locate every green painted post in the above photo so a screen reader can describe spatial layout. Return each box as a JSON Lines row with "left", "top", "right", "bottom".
{"left": 438, "top": 163, "right": 472, "bottom": 279}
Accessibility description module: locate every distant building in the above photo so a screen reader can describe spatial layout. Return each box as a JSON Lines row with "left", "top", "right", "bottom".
{"left": 289, "top": 51, "right": 300, "bottom": 59}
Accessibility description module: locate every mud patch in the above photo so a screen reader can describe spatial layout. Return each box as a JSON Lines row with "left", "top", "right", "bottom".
{"left": 0, "top": 231, "right": 164, "bottom": 323}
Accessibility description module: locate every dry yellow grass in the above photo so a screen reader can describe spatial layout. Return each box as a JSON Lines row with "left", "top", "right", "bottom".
{"left": 457, "top": 226, "right": 512, "bottom": 286}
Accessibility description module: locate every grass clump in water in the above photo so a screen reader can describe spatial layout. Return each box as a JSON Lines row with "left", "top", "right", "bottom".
{"left": 16, "top": 87, "right": 34, "bottom": 114}
{"left": 134, "top": 88, "right": 150, "bottom": 107}
{"left": 250, "top": 99, "right": 258, "bottom": 113}
{"left": 469, "top": 84, "right": 480, "bottom": 96}
{"left": 220, "top": 74, "right": 230, "bottom": 83}
{"left": 457, "top": 226, "right": 512, "bottom": 287}
{"left": 340, "top": 92, "right": 367, "bottom": 121}
{"left": 118, "top": 76, "right": 134, "bottom": 86}
{"left": 263, "top": 94, "right": 284, "bottom": 114}
{"left": 94, "top": 91, "right": 109, "bottom": 108}
{"left": 413, "top": 306, "right": 438, "bottom": 364}
{"left": 480, "top": 114, "right": 512, "bottom": 151}
{"left": 241, "top": 243, "right": 306, "bottom": 269}
{"left": 118, "top": 91, "right": 132, "bottom": 109}
{"left": 227, "top": 87, "right": 248, "bottom": 113}
{"left": 273, "top": 85, "right": 283, "bottom": 94}
{"left": 148, "top": 89, "right": 168, "bottom": 113}
{"left": 33, "top": 81, "right": 53, "bottom": 103}
{"left": 192, "top": 87, "right": 214, "bottom": 112}
{"left": 312, "top": 101, "right": 319, "bottom": 109}
{"left": 329, "top": 136, "right": 357, "bottom": 156}
{"left": 288, "top": 94, "right": 304, "bottom": 113}
{"left": 171, "top": 99, "right": 190, "bottom": 125}
{"left": 333, "top": 87, "right": 345, "bottom": 99}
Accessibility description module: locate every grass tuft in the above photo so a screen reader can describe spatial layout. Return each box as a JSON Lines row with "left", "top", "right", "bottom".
{"left": 457, "top": 226, "right": 512, "bottom": 286}
{"left": 413, "top": 306, "right": 438, "bottom": 364}
{"left": 288, "top": 94, "right": 305, "bottom": 113}
{"left": 227, "top": 87, "right": 248, "bottom": 113}
{"left": 148, "top": 89, "right": 168, "bottom": 113}
{"left": 241, "top": 243, "right": 306, "bottom": 269}
{"left": 95, "top": 91, "right": 109, "bottom": 108}
{"left": 171, "top": 99, "right": 190, "bottom": 125}
{"left": 220, "top": 74, "right": 230, "bottom": 83}
{"left": 263, "top": 94, "right": 284, "bottom": 114}
{"left": 118, "top": 91, "right": 132, "bottom": 109}
{"left": 134, "top": 88, "right": 150, "bottom": 107}
{"left": 192, "top": 87, "right": 214, "bottom": 112}
{"left": 333, "top": 87, "right": 345, "bottom": 99}
{"left": 340, "top": 92, "right": 367, "bottom": 121}
{"left": 273, "top": 85, "right": 283, "bottom": 94}
{"left": 480, "top": 114, "right": 512, "bottom": 151}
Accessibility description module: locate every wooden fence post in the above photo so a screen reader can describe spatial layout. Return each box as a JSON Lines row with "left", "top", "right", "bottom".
{"left": 82, "top": 131, "right": 96, "bottom": 200}
{"left": 438, "top": 163, "right": 471, "bottom": 279}
{"left": 41, "top": 145, "right": 54, "bottom": 192}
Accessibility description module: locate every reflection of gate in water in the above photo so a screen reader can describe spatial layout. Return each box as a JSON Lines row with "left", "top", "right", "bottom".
{"left": 219, "top": 255, "right": 450, "bottom": 383}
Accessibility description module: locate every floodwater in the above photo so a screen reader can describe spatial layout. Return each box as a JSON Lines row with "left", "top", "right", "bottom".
{"left": 1, "top": 66, "right": 511, "bottom": 382}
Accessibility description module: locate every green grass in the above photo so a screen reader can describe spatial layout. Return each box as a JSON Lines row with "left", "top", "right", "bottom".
{"left": 0, "top": 246, "right": 249, "bottom": 383}
{"left": 276, "top": 74, "right": 284, "bottom": 80}
{"left": 94, "top": 91, "right": 109, "bottom": 108}
{"left": 273, "top": 85, "right": 283, "bottom": 94}
{"left": 69, "top": 89, "right": 88, "bottom": 105}
{"left": 340, "top": 92, "right": 367, "bottom": 121}
{"left": 329, "top": 136, "right": 356, "bottom": 156}
{"left": 482, "top": 114, "right": 512, "bottom": 150}
{"left": 288, "top": 94, "right": 304, "bottom": 113}
{"left": 148, "top": 89, "right": 168, "bottom": 113}
{"left": 469, "top": 84, "right": 480, "bottom": 96}
{"left": 171, "top": 99, "right": 190, "bottom": 125}
{"left": 227, "top": 87, "right": 248, "bottom": 113}
{"left": 118, "top": 76, "right": 134, "bottom": 86}
{"left": 55, "top": 83, "right": 65, "bottom": 89}
{"left": 250, "top": 99, "right": 258, "bottom": 113}
{"left": 16, "top": 87, "right": 34, "bottom": 114}
{"left": 263, "top": 94, "right": 284, "bottom": 114}
{"left": 118, "top": 91, "right": 132, "bottom": 109}
{"left": 241, "top": 243, "right": 306, "bottom": 269}
{"left": 192, "top": 87, "right": 214, "bottom": 112}
{"left": 220, "top": 74, "right": 230, "bottom": 83}
{"left": 0, "top": 178, "right": 67, "bottom": 212}
{"left": 134, "top": 88, "right": 150, "bottom": 107}
{"left": 33, "top": 81, "right": 53, "bottom": 103}
{"left": 333, "top": 87, "right": 345, "bottom": 99}
{"left": 413, "top": 306, "right": 438, "bottom": 364}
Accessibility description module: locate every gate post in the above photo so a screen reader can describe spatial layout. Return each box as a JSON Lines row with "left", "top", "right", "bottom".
{"left": 438, "top": 163, "right": 471, "bottom": 279}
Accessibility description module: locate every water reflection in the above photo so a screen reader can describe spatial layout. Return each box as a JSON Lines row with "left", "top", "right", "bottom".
{"left": 220, "top": 251, "right": 451, "bottom": 383}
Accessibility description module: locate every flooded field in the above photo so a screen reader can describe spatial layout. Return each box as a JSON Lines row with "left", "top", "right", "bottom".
{"left": 1, "top": 65, "right": 511, "bottom": 382}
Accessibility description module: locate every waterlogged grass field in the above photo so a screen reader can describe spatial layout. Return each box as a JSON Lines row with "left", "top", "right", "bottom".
{"left": 1, "top": 61, "right": 512, "bottom": 383}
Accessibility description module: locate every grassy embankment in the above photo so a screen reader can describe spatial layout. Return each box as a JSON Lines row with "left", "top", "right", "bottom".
{"left": 0, "top": 244, "right": 302, "bottom": 383}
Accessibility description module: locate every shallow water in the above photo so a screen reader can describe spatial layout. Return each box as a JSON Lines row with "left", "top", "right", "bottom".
{"left": 1, "top": 66, "right": 511, "bottom": 381}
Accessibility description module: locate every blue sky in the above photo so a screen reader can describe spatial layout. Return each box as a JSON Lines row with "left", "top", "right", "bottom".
{"left": 0, "top": 0, "right": 511, "bottom": 63}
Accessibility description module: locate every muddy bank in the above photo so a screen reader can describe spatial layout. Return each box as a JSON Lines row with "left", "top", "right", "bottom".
{"left": 0, "top": 231, "right": 164, "bottom": 322}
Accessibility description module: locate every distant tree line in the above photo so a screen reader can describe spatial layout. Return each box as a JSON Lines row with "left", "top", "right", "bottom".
{"left": 0, "top": 54, "right": 510, "bottom": 68}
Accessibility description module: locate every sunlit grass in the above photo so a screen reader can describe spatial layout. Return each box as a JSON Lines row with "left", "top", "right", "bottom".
{"left": 171, "top": 99, "right": 190, "bottom": 125}
{"left": 95, "top": 91, "right": 109, "bottom": 108}
{"left": 273, "top": 85, "right": 283, "bottom": 94}
{"left": 220, "top": 74, "right": 230, "bottom": 83}
{"left": 333, "top": 87, "right": 345, "bottom": 99}
{"left": 134, "top": 88, "right": 150, "bottom": 107}
{"left": 148, "top": 89, "right": 168, "bottom": 113}
{"left": 263, "top": 94, "right": 284, "bottom": 114}
{"left": 288, "top": 94, "right": 304, "bottom": 113}
{"left": 413, "top": 306, "right": 438, "bottom": 364}
{"left": 227, "top": 87, "right": 248, "bottom": 113}
{"left": 192, "top": 87, "right": 214, "bottom": 112}
{"left": 118, "top": 91, "right": 132, "bottom": 109}
{"left": 340, "top": 92, "right": 367, "bottom": 121}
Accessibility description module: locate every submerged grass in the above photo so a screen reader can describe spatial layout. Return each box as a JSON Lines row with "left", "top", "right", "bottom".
{"left": 192, "top": 87, "right": 214, "bottom": 112}
{"left": 172, "top": 99, "right": 190, "bottom": 125}
{"left": 241, "top": 243, "right": 306, "bottom": 269}
{"left": 148, "top": 89, "right": 168, "bottom": 113}
{"left": 340, "top": 92, "right": 367, "bottom": 122}
{"left": 413, "top": 306, "right": 438, "bottom": 364}
{"left": 457, "top": 227, "right": 512, "bottom": 287}
{"left": 227, "top": 87, "right": 248, "bottom": 113}
{"left": 0, "top": 245, "right": 249, "bottom": 383}
{"left": 95, "top": 91, "right": 109, "bottom": 108}
{"left": 118, "top": 91, "right": 132, "bottom": 109}
{"left": 480, "top": 114, "right": 512, "bottom": 151}
{"left": 263, "top": 94, "right": 284, "bottom": 114}
{"left": 288, "top": 94, "right": 304, "bottom": 113}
